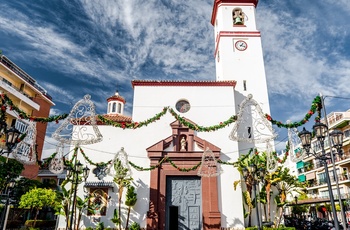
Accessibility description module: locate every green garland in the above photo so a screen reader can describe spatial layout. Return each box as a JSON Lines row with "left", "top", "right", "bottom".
{"left": 97, "top": 107, "right": 168, "bottom": 129}
{"left": 265, "top": 95, "right": 322, "bottom": 128}
{"left": 167, "top": 158, "right": 202, "bottom": 172}
{"left": 38, "top": 151, "right": 58, "bottom": 168}
{"left": 168, "top": 108, "right": 237, "bottom": 132}
{"left": 129, "top": 157, "right": 168, "bottom": 171}
{"left": 0, "top": 94, "right": 68, "bottom": 123}
{"left": 64, "top": 147, "right": 79, "bottom": 168}
{"left": 129, "top": 156, "right": 202, "bottom": 172}
{"left": 79, "top": 147, "right": 112, "bottom": 167}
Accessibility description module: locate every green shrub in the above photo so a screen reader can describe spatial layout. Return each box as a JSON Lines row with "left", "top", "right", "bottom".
{"left": 246, "top": 227, "right": 295, "bottom": 230}
{"left": 24, "top": 220, "right": 56, "bottom": 228}
{"left": 129, "top": 222, "right": 141, "bottom": 230}
{"left": 263, "top": 227, "right": 295, "bottom": 230}
{"left": 96, "top": 222, "right": 105, "bottom": 230}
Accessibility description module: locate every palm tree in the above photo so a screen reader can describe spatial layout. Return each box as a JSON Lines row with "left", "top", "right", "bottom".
{"left": 233, "top": 149, "right": 264, "bottom": 227}
{"left": 75, "top": 195, "right": 90, "bottom": 229}
{"left": 274, "top": 167, "right": 305, "bottom": 227}
{"left": 261, "top": 166, "right": 281, "bottom": 221}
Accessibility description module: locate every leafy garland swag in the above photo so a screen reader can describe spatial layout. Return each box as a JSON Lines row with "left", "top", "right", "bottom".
{"left": 40, "top": 146, "right": 289, "bottom": 172}
{"left": 1, "top": 93, "right": 321, "bottom": 169}
{"left": 0, "top": 93, "right": 321, "bottom": 130}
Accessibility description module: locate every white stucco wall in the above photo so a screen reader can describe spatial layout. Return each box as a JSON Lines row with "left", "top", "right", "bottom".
{"left": 57, "top": 84, "right": 247, "bottom": 229}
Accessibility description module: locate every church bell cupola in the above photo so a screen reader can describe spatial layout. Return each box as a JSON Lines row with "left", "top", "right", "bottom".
{"left": 107, "top": 90, "right": 125, "bottom": 115}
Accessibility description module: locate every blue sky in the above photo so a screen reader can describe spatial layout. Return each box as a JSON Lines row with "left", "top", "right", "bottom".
{"left": 1, "top": 0, "right": 350, "bottom": 155}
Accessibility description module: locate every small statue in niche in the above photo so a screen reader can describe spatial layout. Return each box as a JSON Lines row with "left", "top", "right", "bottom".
{"left": 180, "top": 137, "right": 187, "bottom": 151}
{"left": 233, "top": 8, "right": 245, "bottom": 25}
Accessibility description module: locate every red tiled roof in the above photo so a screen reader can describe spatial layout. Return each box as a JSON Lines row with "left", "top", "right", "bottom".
{"left": 97, "top": 114, "right": 132, "bottom": 124}
{"left": 131, "top": 80, "right": 236, "bottom": 88}
{"left": 107, "top": 94, "right": 126, "bottom": 104}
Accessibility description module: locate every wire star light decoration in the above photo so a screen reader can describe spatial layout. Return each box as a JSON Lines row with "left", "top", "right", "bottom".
{"left": 229, "top": 94, "right": 277, "bottom": 144}
{"left": 12, "top": 121, "right": 37, "bottom": 165}
{"left": 287, "top": 121, "right": 306, "bottom": 163}
{"left": 52, "top": 94, "right": 103, "bottom": 146}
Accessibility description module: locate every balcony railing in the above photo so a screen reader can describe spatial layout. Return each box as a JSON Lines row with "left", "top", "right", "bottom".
{"left": 0, "top": 55, "right": 52, "bottom": 100}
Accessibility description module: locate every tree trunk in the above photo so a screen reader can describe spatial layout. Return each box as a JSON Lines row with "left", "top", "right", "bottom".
{"left": 34, "top": 209, "right": 39, "bottom": 227}
{"left": 266, "top": 183, "right": 271, "bottom": 221}
{"left": 125, "top": 207, "right": 131, "bottom": 230}
{"left": 118, "top": 188, "right": 123, "bottom": 230}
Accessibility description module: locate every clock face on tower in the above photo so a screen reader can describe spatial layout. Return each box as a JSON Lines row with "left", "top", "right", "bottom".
{"left": 235, "top": 40, "right": 247, "bottom": 51}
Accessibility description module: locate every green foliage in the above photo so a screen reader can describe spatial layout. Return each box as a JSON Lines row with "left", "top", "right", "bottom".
{"left": 111, "top": 208, "right": 121, "bottom": 225}
{"left": 245, "top": 228, "right": 296, "bottom": 230}
{"left": 19, "top": 188, "right": 59, "bottom": 210}
{"left": 19, "top": 188, "right": 60, "bottom": 221}
{"left": 129, "top": 222, "right": 141, "bottom": 230}
{"left": 96, "top": 222, "right": 105, "bottom": 230}
{"left": 55, "top": 186, "right": 70, "bottom": 218}
{"left": 25, "top": 220, "right": 56, "bottom": 227}
{"left": 125, "top": 185, "right": 137, "bottom": 207}
{"left": 292, "top": 204, "right": 309, "bottom": 215}
{"left": 0, "top": 156, "right": 24, "bottom": 191}
{"left": 11, "top": 177, "right": 43, "bottom": 206}
{"left": 113, "top": 158, "right": 133, "bottom": 230}
{"left": 263, "top": 228, "right": 296, "bottom": 230}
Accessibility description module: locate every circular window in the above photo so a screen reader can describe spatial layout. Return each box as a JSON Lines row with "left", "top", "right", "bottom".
{"left": 175, "top": 100, "right": 191, "bottom": 113}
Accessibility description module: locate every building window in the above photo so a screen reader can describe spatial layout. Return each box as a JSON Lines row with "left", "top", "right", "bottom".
{"left": 112, "top": 103, "right": 116, "bottom": 113}
{"left": 344, "top": 129, "right": 350, "bottom": 138}
{"left": 117, "top": 103, "right": 121, "bottom": 113}
{"left": 108, "top": 103, "right": 111, "bottom": 113}
{"left": 88, "top": 188, "right": 108, "bottom": 216}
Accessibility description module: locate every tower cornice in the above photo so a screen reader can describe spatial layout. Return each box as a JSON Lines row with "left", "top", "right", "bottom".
{"left": 211, "top": 0, "right": 259, "bottom": 25}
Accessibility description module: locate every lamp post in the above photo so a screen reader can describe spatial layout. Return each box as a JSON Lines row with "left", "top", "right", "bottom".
{"left": 243, "top": 164, "right": 265, "bottom": 230}
{"left": 67, "top": 161, "right": 90, "bottom": 230}
{"left": 299, "top": 123, "right": 344, "bottom": 230}
{"left": 0, "top": 179, "right": 15, "bottom": 230}
{"left": 0, "top": 124, "right": 21, "bottom": 162}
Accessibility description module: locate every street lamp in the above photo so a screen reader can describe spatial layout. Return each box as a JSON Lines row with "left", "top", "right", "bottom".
{"left": 299, "top": 124, "right": 344, "bottom": 230}
{"left": 0, "top": 124, "right": 21, "bottom": 162}
{"left": 67, "top": 161, "right": 90, "bottom": 230}
{"left": 0, "top": 179, "right": 15, "bottom": 230}
{"left": 243, "top": 164, "right": 265, "bottom": 230}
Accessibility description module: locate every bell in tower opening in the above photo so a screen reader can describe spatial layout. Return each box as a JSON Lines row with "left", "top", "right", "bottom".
{"left": 233, "top": 8, "right": 245, "bottom": 25}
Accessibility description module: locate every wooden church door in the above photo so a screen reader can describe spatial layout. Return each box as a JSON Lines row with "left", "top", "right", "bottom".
{"left": 166, "top": 176, "right": 202, "bottom": 230}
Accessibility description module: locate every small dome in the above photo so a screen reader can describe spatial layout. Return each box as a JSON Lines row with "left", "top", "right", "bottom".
{"left": 107, "top": 90, "right": 126, "bottom": 104}
{"left": 107, "top": 90, "right": 125, "bottom": 115}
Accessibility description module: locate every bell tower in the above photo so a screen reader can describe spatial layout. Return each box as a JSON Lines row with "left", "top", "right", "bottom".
{"left": 211, "top": 0, "right": 271, "bottom": 112}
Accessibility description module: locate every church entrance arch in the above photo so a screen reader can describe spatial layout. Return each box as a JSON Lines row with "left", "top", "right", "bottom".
{"left": 146, "top": 120, "right": 221, "bottom": 230}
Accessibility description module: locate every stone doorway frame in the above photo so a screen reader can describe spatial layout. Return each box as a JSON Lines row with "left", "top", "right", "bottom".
{"left": 146, "top": 120, "right": 221, "bottom": 230}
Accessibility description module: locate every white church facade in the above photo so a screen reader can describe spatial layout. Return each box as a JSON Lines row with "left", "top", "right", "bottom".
{"left": 56, "top": 0, "right": 274, "bottom": 229}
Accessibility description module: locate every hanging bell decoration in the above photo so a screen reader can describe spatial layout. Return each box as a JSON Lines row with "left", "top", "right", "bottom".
{"left": 197, "top": 148, "right": 221, "bottom": 177}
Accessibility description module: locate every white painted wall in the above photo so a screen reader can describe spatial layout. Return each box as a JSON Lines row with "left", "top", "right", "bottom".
{"left": 57, "top": 84, "right": 247, "bottom": 229}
